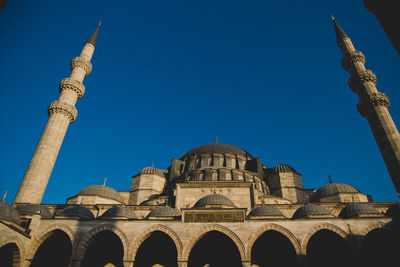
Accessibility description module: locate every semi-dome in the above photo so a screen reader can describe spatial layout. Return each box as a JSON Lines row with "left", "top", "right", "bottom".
{"left": 101, "top": 206, "right": 138, "bottom": 219}
{"left": 310, "top": 183, "right": 359, "bottom": 202}
{"left": 339, "top": 203, "right": 382, "bottom": 219}
{"left": 56, "top": 205, "right": 94, "bottom": 219}
{"left": 248, "top": 205, "right": 284, "bottom": 218}
{"left": 0, "top": 202, "right": 21, "bottom": 224}
{"left": 147, "top": 206, "right": 181, "bottom": 218}
{"left": 180, "top": 143, "right": 252, "bottom": 159}
{"left": 272, "top": 163, "right": 298, "bottom": 174}
{"left": 76, "top": 185, "right": 124, "bottom": 203}
{"left": 137, "top": 166, "right": 164, "bottom": 176}
{"left": 193, "top": 194, "right": 236, "bottom": 208}
{"left": 16, "top": 204, "right": 52, "bottom": 218}
{"left": 292, "top": 203, "right": 333, "bottom": 219}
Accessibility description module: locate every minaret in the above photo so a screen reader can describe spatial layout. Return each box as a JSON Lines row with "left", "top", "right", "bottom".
{"left": 332, "top": 17, "right": 400, "bottom": 197}
{"left": 13, "top": 23, "right": 101, "bottom": 205}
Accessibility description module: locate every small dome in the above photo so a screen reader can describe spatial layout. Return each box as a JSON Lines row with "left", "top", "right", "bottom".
{"left": 339, "top": 203, "right": 382, "bottom": 219}
{"left": 56, "top": 205, "right": 94, "bottom": 219}
{"left": 310, "top": 183, "right": 360, "bottom": 202}
{"left": 248, "top": 205, "right": 284, "bottom": 217}
{"left": 193, "top": 194, "right": 236, "bottom": 208}
{"left": 138, "top": 166, "right": 164, "bottom": 176}
{"left": 16, "top": 204, "right": 52, "bottom": 218}
{"left": 147, "top": 206, "right": 181, "bottom": 218}
{"left": 0, "top": 202, "right": 21, "bottom": 224}
{"left": 180, "top": 143, "right": 252, "bottom": 159}
{"left": 101, "top": 206, "right": 138, "bottom": 219}
{"left": 272, "top": 164, "right": 298, "bottom": 174}
{"left": 386, "top": 202, "right": 400, "bottom": 218}
{"left": 292, "top": 204, "right": 333, "bottom": 219}
{"left": 76, "top": 185, "right": 124, "bottom": 203}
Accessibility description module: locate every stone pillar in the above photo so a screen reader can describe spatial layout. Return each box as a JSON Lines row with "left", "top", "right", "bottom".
{"left": 13, "top": 25, "right": 99, "bottom": 205}
{"left": 178, "top": 261, "right": 188, "bottom": 267}
{"left": 242, "top": 260, "right": 251, "bottom": 267}
{"left": 123, "top": 260, "right": 134, "bottom": 267}
{"left": 333, "top": 18, "right": 400, "bottom": 197}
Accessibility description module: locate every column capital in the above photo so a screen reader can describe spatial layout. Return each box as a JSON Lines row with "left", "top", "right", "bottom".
{"left": 48, "top": 100, "right": 78, "bottom": 123}
{"left": 70, "top": 57, "right": 92, "bottom": 76}
{"left": 59, "top": 78, "right": 85, "bottom": 99}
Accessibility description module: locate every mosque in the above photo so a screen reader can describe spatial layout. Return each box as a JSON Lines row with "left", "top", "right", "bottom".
{"left": 0, "top": 18, "right": 399, "bottom": 267}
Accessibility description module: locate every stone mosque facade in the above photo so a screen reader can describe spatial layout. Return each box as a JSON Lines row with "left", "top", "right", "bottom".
{"left": 1, "top": 19, "right": 400, "bottom": 267}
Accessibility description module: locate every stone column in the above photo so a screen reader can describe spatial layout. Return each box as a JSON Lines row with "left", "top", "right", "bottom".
{"left": 178, "top": 261, "right": 188, "bottom": 267}
{"left": 333, "top": 18, "right": 400, "bottom": 197}
{"left": 242, "top": 261, "right": 251, "bottom": 267}
{"left": 13, "top": 25, "right": 98, "bottom": 205}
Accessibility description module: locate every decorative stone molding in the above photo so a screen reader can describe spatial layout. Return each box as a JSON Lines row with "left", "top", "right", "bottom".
{"left": 74, "top": 224, "right": 129, "bottom": 262}
{"left": 28, "top": 223, "right": 75, "bottom": 260}
{"left": 182, "top": 224, "right": 246, "bottom": 261}
{"left": 359, "top": 222, "right": 386, "bottom": 236}
{"left": 48, "top": 100, "right": 78, "bottom": 123}
{"left": 348, "top": 70, "right": 377, "bottom": 93}
{"left": 59, "top": 78, "right": 85, "bottom": 99}
{"left": 300, "top": 223, "right": 348, "bottom": 255}
{"left": 246, "top": 223, "right": 301, "bottom": 259}
{"left": 129, "top": 224, "right": 183, "bottom": 261}
{"left": 357, "top": 93, "right": 390, "bottom": 117}
{"left": 70, "top": 57, "right": 92, "bottom": 75}
{"left": 341, "top": 51, "right": 365, "bottom": 71}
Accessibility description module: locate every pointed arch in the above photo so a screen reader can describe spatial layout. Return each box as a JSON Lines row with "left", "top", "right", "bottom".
{"left": 246, "top": 223, "right": 301, "bottom": 259}
{"left": 360, "top": 222, "right": 386, "bottom": 236}
{"left": 182, "top": 224, "right": 246, "bottom": 261}
{"left": 74, "top": 223, "right": 129, "bottom": 262}
{"left": 28, "top": 223, "right": 75, "bottom": 260}
{"left": 0, "top": 238, "right": 24, "bottom": 267}
{"left": 301, "top": 223, "right": 348, "bottom": 255}
{"left": 129, "top": 224, "right": 182, "bottom": 261}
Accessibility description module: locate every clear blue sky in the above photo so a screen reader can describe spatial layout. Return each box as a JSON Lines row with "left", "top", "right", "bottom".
{"left": 1, "top": 0, "right": 399, "bottom": 204}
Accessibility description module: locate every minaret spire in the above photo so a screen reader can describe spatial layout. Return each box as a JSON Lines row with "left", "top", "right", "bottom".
{"left": 86, "top": 21, "right": 101, "bottom": 47}
{"left": 13, "top": 23, "right": 100, "bottom": 205}
{"left": 333, "top": 17, "right": 400, "bottom": 197}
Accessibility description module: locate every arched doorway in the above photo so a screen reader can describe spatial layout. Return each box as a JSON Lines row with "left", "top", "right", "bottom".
{"left": 306, "top": 229, "right": 352, "bottom": 267}
{"left": 31, "top": 230, "right": 72, "bottom": 267}
{"left": 251, "top": 230, "right": 298, "bottom": 266}
{"left": 134, "top": 231, "right": 178, "bottom": 267}
{"left": 188, "top": 230, "right": 242, "bottom": 267}
{"left": 0, "top": 243, "right": 20, "bottom": 267}
{"left": 82, "top": 230, "right": 124, "bottom": 267}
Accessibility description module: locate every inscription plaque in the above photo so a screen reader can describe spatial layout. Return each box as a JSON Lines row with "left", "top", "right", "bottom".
{"left": 184, "top": 211, "right": 244, "bottom": 222}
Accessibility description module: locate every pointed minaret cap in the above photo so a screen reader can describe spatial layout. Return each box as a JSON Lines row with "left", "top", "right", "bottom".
{"left": 331, "top": 16, "right": 348, "bottom": 43}
{"left": 86, "top": 21, "right": 101, "bottom": 47}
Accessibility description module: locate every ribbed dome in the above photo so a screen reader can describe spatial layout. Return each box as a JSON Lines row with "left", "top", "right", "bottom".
{"left": 339, "top": 203, "right": 382, "bottom": 219}
{"left": 193, "top": 194, "right": 236, "bottom": 208}
{"left": 101, "top": 206, "right": 138, "bottom": 219}
{"left": 272, "top": 164, "right": 298, "bottom": 174}
{"left": 180, "top": 143, "right": 252, "bottom": 159}
{"left": 310, "top": 183, "right": 359, "bottom": 202}
{"left": 292, "top": 204, "right": 333, "bottom": 219}
{"left": 0, "top": 202, "right": 21, "bottom": 224}
{"left": 16, "top": 204, "right": 52, "bottom": 218}
{"left": 248, "top": 205, "right": 284, "bottom": 217}
{"left": 56, "top": 205, "right": 94, "bottom": 219}
{"left": 138, "top": 166, "right": 164, "bottom": 176}
{"left": 76, "top": 185, "right": 124, "bottom": 203}
{"left": 386, "top": 202, "right": 400, "bottom": 218}
{"left": 147, "top": 206, "right": 181, "bottom": 218}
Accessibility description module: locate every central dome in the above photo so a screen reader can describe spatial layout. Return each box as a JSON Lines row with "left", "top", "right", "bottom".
{"left": 180, "top": 143, "right": 252, "bottom": 159}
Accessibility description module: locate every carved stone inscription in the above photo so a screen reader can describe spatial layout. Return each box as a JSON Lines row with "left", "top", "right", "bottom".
{"left": 184, "top": 211, "right": 244, "bottom": 222}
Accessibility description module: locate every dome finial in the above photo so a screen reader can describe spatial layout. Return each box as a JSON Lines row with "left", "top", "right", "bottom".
{"left": 331, "top": 16, "right": 349, "bottom": 43}
{"left": 103, "top": 177, "right": 107, "bottom": 186}
{"left": 328, "top": 175, "right": 332, "bottom": 184}
{"left": 215, "top": 136, "right": 218, "bottom": 143}
{"left": 1, "top": 191, "right": 7, "bottom": 203}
